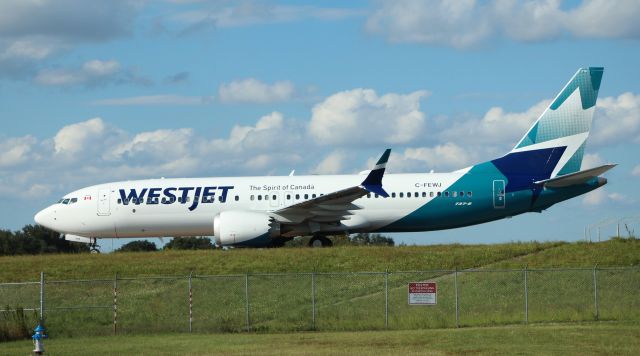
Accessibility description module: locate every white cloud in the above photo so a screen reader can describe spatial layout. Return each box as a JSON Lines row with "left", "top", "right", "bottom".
{"left": 582, "top": 188, "right": 606, "bottom": 206}
{"left": 440, "top": 99, "right": 550, "bottom": 146}
{"left": 54, "top": 118, "right": 106, "bottom": 156}
{"left": 108, "top": 128, "right": 194, "bottom": 163}
{"left": 632, "top": 165, "right": 640, "bottom": 177}
{"left": 386, "top": 143, "right": 477, "bottom": 173}
{"left": 309, "top": 89, "right": 428, "bottom": 145}
{"left": 590, "top": 92, "right": 640, "bottom": 146}
{"left": 0, "top": 0, "right": 139, "bottom": 79}
{"left": 34, "top": 59, "right": 149, "bottom": 87}
{"left": 94, "top": 94, "right": 214, "bottom": 106}
{"left": 311, "top": 151, "right": 346, "bottom": 175}
{"left": 0, "top": 135, "right": 36, "bottom": 167}
{"left": 172, "top": 3, "right": 364, "bottom": 32}
{"left": 581, "top": 153, "right": 605, "bottom": 170}
{"left": 218, "top": 79, "right": 295, "bottom": 103}
{"left": 582, "top": 188, "right": 634, "bottom": 206}
{"left": 366, "top": 0, "right": 640, "bottom": 49}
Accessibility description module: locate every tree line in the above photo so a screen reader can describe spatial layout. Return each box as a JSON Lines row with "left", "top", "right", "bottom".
{"left": 0, "top": 224, "right": 395, "bottom": 255}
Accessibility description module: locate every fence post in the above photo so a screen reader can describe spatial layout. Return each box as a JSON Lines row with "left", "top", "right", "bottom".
{"left": 244, "top": 273, "right": 250, "bottom": 331}
{"left": 311, "top": 272, "right": 316, "bottom": 330}
{"left": 454, "top": 268, "right": 459, "bottom": 328}
{"left": 523, "top": 266, "right": 528, "bottom": 324}
{"left": 384, "top": 270, "right": 389, "bottom": 329}
{"left": 39, "top": 272, "right": 45, "bottom": 325}
{"left": 188, "top": 272, "right": 193, "bottom": 333}
{"left": 113, "top": 272, "right": 118, "bottom": 335}
{"left": 593, "top": 265, "right": 599, "bottom": 321}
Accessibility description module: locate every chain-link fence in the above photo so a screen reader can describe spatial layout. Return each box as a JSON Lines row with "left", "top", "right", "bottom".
{"left": 1, "top": 267, "right": 638, "bottom": 337}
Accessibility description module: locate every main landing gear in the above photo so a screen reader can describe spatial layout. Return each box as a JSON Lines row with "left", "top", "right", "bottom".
{"left": 308, "top": 235, "right": 333, "bottom": 248}
{"left": 89, "top": 237, "right": 101, "bottom": 254}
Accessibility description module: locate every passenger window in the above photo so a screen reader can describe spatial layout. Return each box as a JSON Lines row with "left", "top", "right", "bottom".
{"left": 235, "top": 196, "right": 239, "bottom": 201}
{"left": 422, "top": 192, "right": 426, "bottom": 198}
{"left": 430, "top": 192, "right": 434, "bottom": 198}
{"left": 407, "top": 192, "right": 411, "bottom": 198}
{"left": 303, "top": 194, "right": 308, "bottom": 199}
{"left": 468, "top": 191, "right": 473, "bottom": 197}
{"left": 460, "top": 191, "right": 465, "bottom": 197}
{"left": 367, "top": 194, "right": 371, "bottom": 198}
{"left": 375, "top": 194, "right": 379, "bottom": 198}
{"left": 399, "top": 192, "right": 404, "bottom": 198}
{"left": 312, "top": 194, "right": 317, "bottom": 198}
{"left": 117, "top": 199, "right": 122, "bottom": 204}
{"left": 414, "top": 192, "right": 419, "bottom": 198}
{"left": 265, "top": 195, "right": 269, "bottom": 201}
{"left": 258, "top": 195, "right": 262, "bottom": 201}
{"left": 272, "top": 195, "right": 276, "bottom": 200}
{"left": 392, "top": 193, "right": 396, "bottom": 198}
{"left": 452, "top": 191, "right": 457, "bottom": 198}
{"left": 286, "top": 194, "right": 291, "bottom": 200}
{"left": 296, "top": 194, "right": 300, "bottom": 200}
{"left": 444, "top": 191, "right": 450, "bottom": 197}
{"left": 437, "top": 192, "right": 442, "bottom": 197}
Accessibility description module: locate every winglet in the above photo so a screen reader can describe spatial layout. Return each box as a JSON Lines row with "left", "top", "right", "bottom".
{"left": 361, "top": 149, "right": 391, "bottom": 197}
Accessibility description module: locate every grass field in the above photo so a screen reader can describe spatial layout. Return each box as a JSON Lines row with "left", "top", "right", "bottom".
{"left": 1, "top": 239, "right": 639, "bottom": 339}
{"left": 0, "top": 239, "right": 638, "bottom": 282}
{"left": 1, "top": 322, "right": 639, "bottom": 355}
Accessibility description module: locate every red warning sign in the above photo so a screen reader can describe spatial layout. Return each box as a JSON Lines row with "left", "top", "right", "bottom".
{"left": 408, "top": 282, "right": 437, "bottom": 305}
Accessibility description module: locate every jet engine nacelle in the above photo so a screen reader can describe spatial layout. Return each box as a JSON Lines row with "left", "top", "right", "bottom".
{"left": 213, "top": 211, "right": 280, "bottom": 247}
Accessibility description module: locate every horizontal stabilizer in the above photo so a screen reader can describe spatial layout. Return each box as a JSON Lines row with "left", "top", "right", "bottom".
{"left": 534, "top": 164, "right": 616, "bottom": 188}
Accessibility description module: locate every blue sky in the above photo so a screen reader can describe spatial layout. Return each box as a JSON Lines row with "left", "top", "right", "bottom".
{"left": 1, "top": 0, "right": 639, "bottom": 250}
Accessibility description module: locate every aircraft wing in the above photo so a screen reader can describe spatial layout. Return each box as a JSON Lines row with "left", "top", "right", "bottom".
{"left": 534, "top": 164, "right": 616, "bottom": 188}
{"left": 271, "top": 149, "right": 390, "bottom": 224}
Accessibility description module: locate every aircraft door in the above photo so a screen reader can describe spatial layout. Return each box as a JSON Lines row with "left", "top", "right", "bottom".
{"left": 493, "top": 180, "right": 505, "bottom": 209}
{"left": 97, "top": 189, "right": 111, "bottom": 216}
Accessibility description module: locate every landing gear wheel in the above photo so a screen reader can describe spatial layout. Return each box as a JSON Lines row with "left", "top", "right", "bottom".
{"left": 89, "top": 237, "right": 101, "bottom": 254}
{"left": 308, "top": 236, "right": 333, "bottom": 248}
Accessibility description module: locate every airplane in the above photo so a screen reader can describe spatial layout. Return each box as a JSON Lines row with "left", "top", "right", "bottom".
{"left": 34, "top": 67, "right": 615, "bottom": 251}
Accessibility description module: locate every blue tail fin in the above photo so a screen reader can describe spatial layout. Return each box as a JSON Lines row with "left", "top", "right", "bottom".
{"left": 511, "top": 67, "right": 603, "bottom": 178}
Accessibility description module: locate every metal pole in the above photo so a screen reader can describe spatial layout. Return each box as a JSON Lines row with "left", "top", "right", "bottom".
{"left": 598, "top": 227, "right": 601, "bottom": 242}
{"left": 617, "top": 223, "right": 620, "bottom": 237}
{"left": 384, "top": 270, "right": 389, "bottom": 329}
{"left": 244, "top": 273, "right": 250, "bottom": 331}
{"left": 311, "top": 272, "right": 316, "bottom": 330}
{"left": 524, "top": 266, "right": 528, "bottom": 324}
{"left": 593, "top": 265, "right": 599, "bottom": 321}
{"left": 39, "top": 272, "right": 45, "bottom": 325}
{"left": 188, "top": 272, "right": 193, "bottom": 333}
{"left": 454, "top": 268, "right": 459, "bottom": 328}
{"left": 113, "top": 273, "right": 118, "bottom": 335}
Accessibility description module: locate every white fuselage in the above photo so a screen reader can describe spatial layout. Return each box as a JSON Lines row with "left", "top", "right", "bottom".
{"left": 34, "top": 172, "right": 466, "bottom": 239}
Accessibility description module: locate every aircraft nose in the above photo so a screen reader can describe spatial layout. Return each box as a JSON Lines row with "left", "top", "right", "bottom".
{"left": 34, "top": 207, "right": 53, "bottom": 229}
{"left": 34, "top": 210, "right": 44, "bottom": 225}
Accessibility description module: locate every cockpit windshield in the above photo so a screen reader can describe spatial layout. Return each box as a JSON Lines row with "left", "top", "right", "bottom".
{"left": 58, "top": 198, "right": 78, "bottom": 205}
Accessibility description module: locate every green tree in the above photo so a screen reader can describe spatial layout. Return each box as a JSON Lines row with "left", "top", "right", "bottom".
{"left": 0, "top": 225, "right": 88, "bottom": 255}
{"left": 163, "top": 237, "right": 215, "bottom": 250}
{"left": 115, "top": 240, "right": 158, "bottom": 252}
